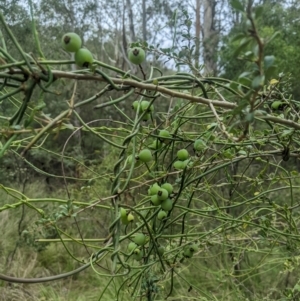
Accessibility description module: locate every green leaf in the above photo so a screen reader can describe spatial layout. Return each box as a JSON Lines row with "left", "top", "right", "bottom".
{"left": 264, "top": 55, "right": 275, "bottom": 69}
{"left": 252, "top": 75, "right": 265, "bottom": 89}
{"left": 230, "top": 0, "right": 245, "bottom": 12}
{"left": 254, "top": 6, "right": 264, "bottom": 19}
{"left": 233, "top": 37, "right": 252, "bottom": 57}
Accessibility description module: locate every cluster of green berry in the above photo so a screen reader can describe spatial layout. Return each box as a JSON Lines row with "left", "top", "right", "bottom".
{"left": 62, "top": 34, "right": 146, "bottom": 69}
{"left": 61, "top": 32, "right": 93, "bottom": 68}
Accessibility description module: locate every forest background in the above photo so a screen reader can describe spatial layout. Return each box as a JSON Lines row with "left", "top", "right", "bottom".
{"left": 1, "top": 0, "right": 300, "bottom": 300}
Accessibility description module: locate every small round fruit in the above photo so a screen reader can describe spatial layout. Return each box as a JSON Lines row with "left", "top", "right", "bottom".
{"left": 148, "top": 183, "right": 161, "bottom": 196}
{"left": 138, "top": 149, "right": 153, "bottom": 163}
{"left": 161, "top": 183, "right": 173, "bottom": 194}
{"left": 149, "top": 140, "right": 162, "bottom": 150}
{"left": 189, "top": 243, "right": 198, "bottom": 253}
{"left": 159, "top": 129, "right": 172, "bottom": 143}
{"left": 75, "top": 48, "right": 93, "bottom": 68}
{"left": 132, "top": 101, "right": 139, "bottom": 111}
{"left": 194, "top": 139, "right": 206, "bottom": 152}
{"left": 183, "top": 247, "right": 193, "bottom": 258}
{"left": 151, "top": 194, "right": 162, "bottom": 206}
{"left": 142, "top": 113, "right": 151, "bottom": 122}
{"left": 177, "top": 149, "right": 189, "bottom": 161}
{"left": 141, "top": 101, "right": 154, "bottom": 112}
{"left": 182, "top": 159, "right": 191, "bottom": 169}
{"left": 161, "top": 198, "right": 173, "bottom": 211}
{"left": 157, "top": 188, "right": 169, "bottom": 201}
{"left": 128, "top": 47, "right": 146, "bottom": 65}
{"left": 157, "top": 209, "right": 167, "bottom": 220}
{"left": 127, "top": 213, "right": 134, "bottom": 223}
{"left": 271, "top": 101, "right": 284, "bottom": 110}
{"left": 133, "top": 233, "right": 146, "bottom": 246}
{"left": 128, "top": 242, "right": 138, "bottom": 252}
{"left": 120, "top": 208, "right": 127, "bottom": 219}
{"left": 157, "top": 246, "right": 165, "bottom": 256}
{"left": 61, "top": 33, "right": 82, "bottom": 52}
{"left": 132, "top": 249, "right": 143, "bottom": 261}
{"left": 173, "top": 160, "right": 184, "bottom": 170}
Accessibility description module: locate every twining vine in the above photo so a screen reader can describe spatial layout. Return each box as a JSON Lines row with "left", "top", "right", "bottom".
{"left": 1, "top": 1, "right": 300, "bottom": 300}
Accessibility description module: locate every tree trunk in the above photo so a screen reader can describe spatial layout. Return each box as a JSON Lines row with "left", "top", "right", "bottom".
{"left": 142, "top": 0, "right": 147, "bottom": 41}
{"left": 126, "top": 0, "right": 136, "bottom": 42}
{"left": 203, "top": 0, "right": 218, "bottom": 75}
{"left": 195, "top": 0, "right": 202, "bottom": 70}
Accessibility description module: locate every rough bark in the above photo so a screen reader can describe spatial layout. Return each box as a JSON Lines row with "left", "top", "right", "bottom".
{"left": 203, "top": 0, "right": 218, "bottom": 75}
{"left": 195, "top": 0, "right": 202, "bottom": 70}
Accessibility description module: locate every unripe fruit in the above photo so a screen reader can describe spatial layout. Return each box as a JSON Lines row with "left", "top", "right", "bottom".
{"left": 148, "top": 183, "right": 160, "bottom": 196}
{"left": 173, "top": 160, "right": 184, "bottom": 170}
{"left": 177, "top": 149, "right": 189, "bottom": 161}
{"left": 61, "top": 33, "right": 82, "bottom": 52}
{"left": 133, "top": 233, "right": 146, "bottom": 246}
{"left": 121, "top": 212, "right": 134, "bottom": 225}
{"left": 132, "top": 101, "right": 139, "bottom": 111}
{"left": 161, "top": 198, "right": 173, "bottom": 211}
{"left": 157, "top": 209, "right": 167, "bottom": 220}
{"left": 75, "top": 48, "right": 93, "bottom": 68}
{"left": 182, "top": 159, "right": 190, "bottom": 169}
{"left": 271, "top": 101, "right": 284, "bottom": 110}
{"left": 157, "top": 246, "right": 165, "bottom": 256}
{"left": 193, "top": 139, "right": 206, "bottom": 152}
{"left": 120, "top": 208, "right": 127, "bottom": 219}
{"left": 149, "top": 140, "right": 162, "bottom": 150}
{"left": 132, "top": 249, "right": 143, "bottom": 261}
{"left": 159, "top": 129, "right": 172, "bottom": 143}
{"left": 128, "top": 47, "right": 146, "bottom": 65}
{"left": 157, "top": 188, "right": 169, "bottom": 201}
{"left": 183, "top": 247, "right": 193, "bottom": 258}
{"left": 189, "top": 243, "right": 198, "bottom": 253}
{"left": 151, "top": 194, "right": 162, "bottom": 206}
{"left": 142, "top": 113, "right": 151, "bottom": 122}
{"left": 128, "top": 242, "right": 138, "bottom": 252}
{"left": 138, "top": 149, "right": 153, "bottom": 163}
{"left": 127, "top": 213, "right": 134, "bottom": 223}
{"left": 141, "top": 101, "right": 154, "bottom": 112}
{"left": 161, "top": 183, "right": 173, "bottom": 194}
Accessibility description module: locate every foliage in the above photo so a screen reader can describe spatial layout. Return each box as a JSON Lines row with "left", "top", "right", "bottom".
{"left": 1, "top": 1, "right": 300, "bottom": 301}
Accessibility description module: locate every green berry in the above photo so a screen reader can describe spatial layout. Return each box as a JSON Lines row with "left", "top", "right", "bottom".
{"left": 138, "top": 149, "right": 153, "bottom": 163}
{"left": 127, "top": 213, "right": 134, "bottom": 223}
{"left": 120, "top": 208, "right": 127, "bottom": 219}
{"left": 151, "top": 194, "right": 162, "bottom": 206}
{"left": 132, "top": 248, "right": 143, "bottom": 261}
{"left": 148, "top": 183, "right": 161, "bottom": 196}
{"left": 161, "top": 198, "right": 173, "bottom": 211}
{"left": 61, "top": 33, "right": 82, "bottom": 52}
{"left": 193, "top": 139, "right": 206, "bottom": 152}
{"left": 149, "top": 140, "right": 162, "bottom": 150}
{"left": 183, "top": 247, "right": 193, "bottom": 258}
{"left": 132, "top": 101, "right": 139, "bottom": 111}
{"left": 157, "top": 246, "right": 165, "bottom": 256}
{"left": 142, "top": 113, "right": 151, "bottom": 122}
{"left": 75, "top": 48, "right": 93, "bottom": 68}
{"left": 271, "top": 101, "right": 284, "bottom": 110}
{"left": 157, "top": 188, "right": 169, "bottom": 201}
{"left": 128, "top": 47, "right": 146, "bottom": 65}
{"left": 173, "top": 160, "right": 184, "bottom": 170}
{"left": 159, "top": 129, "right": 172, "bottom": 143}
{"left": 128, "top": 242, "right": 138, "bottom": 252}
{"left": 189, "top": 243, "right": 198, "bottom": 253}
{"left": 141, "top": 101, "right": 154, "bottom": 112}
{"left": 157, "top": 209, "right": 167, "bottom": 220}
{"left": 177, "top": 149, "right": 189, "bottom": 161}
{"left": 161, "top": 183, "right": 173, "bottom": 194}
{"left": 134, "top": 233, "right": 146, "bottom": 246}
